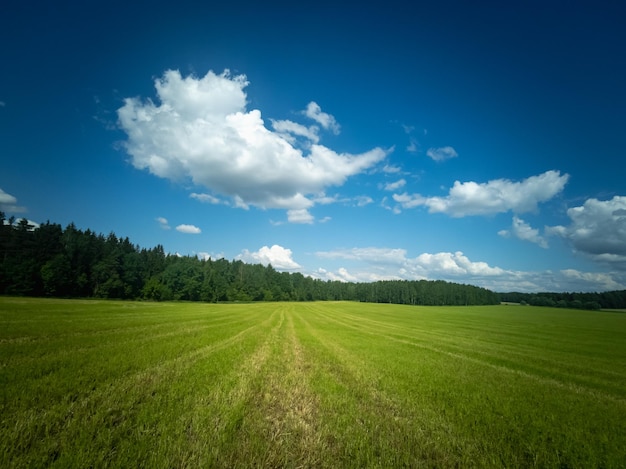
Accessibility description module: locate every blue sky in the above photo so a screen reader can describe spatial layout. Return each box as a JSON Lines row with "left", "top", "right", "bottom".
{"left": 1, "top": 1, "right": 625, "bottom": 292}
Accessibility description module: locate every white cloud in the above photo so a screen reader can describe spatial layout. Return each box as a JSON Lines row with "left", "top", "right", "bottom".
{"left": 271, "top": 119, "right": 319, "bottom": 144}
{"left": 559, "top": 269, "right": 624, "bottom": 292}
{"left": 197, "top": 251, "right": 225, "bottom": 261}
{"left": 117, "top": 70, "right": 387, "bottom": 221}
{"left": 156, "top": 217, "right": 171, "bottom": 230}
{"left": 548, "top": 196, "right": 626, "bottom": 269}
{"left": 411, "top": 251, "right": 505, "bottom": 277}
{"left": 0, "top": 188, "right": 18, "bottom": 206}
{"left": 382, "top": 164, "right": 402, "bottom": 173}
{"left": 312, "top": 193, "right": 339, "bottom": 205}
{"left": 384, "top": 179, "right": 406, "bottom": 191}
{"left": 287, "top": 208, "right": 314, "bottom": 224}
{"left": 355, "top": 195, "right": 374, "bottom": 207}
{"left": 190, "top": 192, "right": 222, "bottom": 204}
{"left": 394, "top": 170, "right": 569, "bottom": 217}
{"left": 0, "top": 188, "right": 27, "bottom": 213}
{"left": 426, "top": 146, "right": 458, "bottom": 162}
{"left": 324, "top": 267, "right": 359, "bottom": 282}
{"left": 5, "top": 218, "right": 39, "bottom": 230}
{"left": 315, "top": 248, "right": 506, "bottom": 284}
{"left": 499, "top": 216, "right": 548, "bottom": 248}
{"left": 318, "top": 247, "right": 409, "bottom": 265}
{"left": 303, "top": 101, "right": 340, "bottom": 134}
{"left": 176, "top": 224, "right": 201, "bottom": 234}
{"left": 313, "top": 246, "right": 625, "bottom": 292}
{"left": 237, "top": 245, "right": 301, "bottom": 270}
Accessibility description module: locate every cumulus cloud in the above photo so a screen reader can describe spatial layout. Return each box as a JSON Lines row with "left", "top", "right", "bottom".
{"left": 4, "top": 218, "right": 39, "bottom": 230}
{"left": 304, "top": 101, "right": 340, "bottom": 134}
{"left": 559, "top": 269, "right": 624, "bottom": 292}
{"left": 318, "top": 247, "right": 409, "bottom": 265}
{"left": 407, "top": 139, "right": 418, "bottom": 153}
{"left": 355, "top": 195, "right": 374, "bottom": 207}
{"left": 287, "top": 208, "right": 314, "bottom": 224}
{"left": 314, "top": 246, "right": 625, "bottom": 292}
{"left": 176, "top": 224, "right": 201, "bottom": 234}
{"left": 190, "top": 193, "right": 222, "bottom": 204}
{"left": 318, "top": 267, "right": 359, "bottom": 282}
{"left": 237, "top": 245, "right": 301, "bottom": 270}
{"left": 0, "top": 188, "right": 27, "bottom": 213}
{"left": 117, "top": 70, "right": 387, "bottom": 221}
{"left": 393, "top": 170, "right": 569, "bottom": 217}
{"left": 315, "top": 248, "right": 508, "bottom": 285}
{"left": 498, "top": 216, "right": 548, "bottom": 248}
{"left": 317, "top": 248, "right": 505, "bottom": 279}
{"left": 548, "top": 196, "right": 626, "bottom": 268}
{"left": 0, "top": 189, "right": 18, "bottom": 207}
{"left": 384, "top": 179, "right": 406, "bottom": 191}
{"left": 382, "top": 164, "right": 402, "bottom": 173}
{"left": 426, "top": 146, "right": 458, "bottom": 162}
{"left": 156, "top": 217, "right": 171, "bottom": 230}
{"left": 271, "top": 119, "right": 320, "bottom": 144}
{"left": 197, "top": 251, "right": 225, "bottom": 261}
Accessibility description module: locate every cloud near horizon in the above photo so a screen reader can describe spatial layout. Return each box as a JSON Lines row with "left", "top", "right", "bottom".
{"left": 314, "top": 246, "right": 625, "bottom": 292}
{"left": 237, "top": 245, "right": 301, "bottom": 270}
{"left": 0, "top": 188, "right": 27, "bottom": 213}
{"left": 393, "top": 170, "right": 569, "bottom": 217}
{"left": 547, "top": 195, "right": 626, "bottom": 269}
{"left": 117, "top": 70, "right": 387, "bottom": 223}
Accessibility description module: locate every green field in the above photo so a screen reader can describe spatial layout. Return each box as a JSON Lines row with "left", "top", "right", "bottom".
{"left": 1, "top": 298, "right": 625, "bottom": 468}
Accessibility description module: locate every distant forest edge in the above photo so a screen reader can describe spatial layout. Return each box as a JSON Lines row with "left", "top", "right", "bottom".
{"left": 1, "top": 214, "right": 625, "bottom": 309}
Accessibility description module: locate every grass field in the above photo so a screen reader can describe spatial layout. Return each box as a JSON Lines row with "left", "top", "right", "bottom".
{"left": 1, "top": 297, "right": 625, "bottom": 468}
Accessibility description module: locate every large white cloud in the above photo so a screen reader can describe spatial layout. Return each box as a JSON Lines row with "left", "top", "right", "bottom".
{"left": 393, "top": 170, "right": 569, "bottom": 217}
{"left": 548, "top": 196, "right": 626, "bottom": 269}
{"left": 117, "top": 70, "right": 387, "bottom": 219}
{"left": 237, "top": 245, "right": 301, "bottom": 270}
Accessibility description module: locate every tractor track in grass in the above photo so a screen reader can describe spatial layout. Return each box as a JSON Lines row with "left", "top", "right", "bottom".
{"left": 294, "top": 305, "right": 469, "bottom": 467}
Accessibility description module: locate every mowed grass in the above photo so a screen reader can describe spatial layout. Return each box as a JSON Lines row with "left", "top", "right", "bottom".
{"left": 1, "top": 298, "right": 625, "bottom": 468}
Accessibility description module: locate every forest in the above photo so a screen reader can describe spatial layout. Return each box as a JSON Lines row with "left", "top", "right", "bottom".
{"left": 1, "top": 213, "right": 624, "bottom": 308}
{"left": 0, "top": 214, "right": 498, "bottom": 305}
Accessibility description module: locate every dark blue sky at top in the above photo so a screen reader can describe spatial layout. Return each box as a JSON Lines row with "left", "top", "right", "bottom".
{"left": 4, "top": 1, "right": 624, "bottom": 182}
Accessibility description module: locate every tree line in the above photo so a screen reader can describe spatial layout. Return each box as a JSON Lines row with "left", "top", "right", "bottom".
{"left": 0, "top": 214, "right": 499, "bottom": 306}
{"left": 498, "top": 291, "right": 626, "bottom": 310}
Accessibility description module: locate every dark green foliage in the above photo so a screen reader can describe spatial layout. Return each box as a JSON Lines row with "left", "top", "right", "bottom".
{"left": 499, "top": 291, "right": 625, "bottom": 310}
{"left": 0, "top": 212, "right": 530, "bottom": 306}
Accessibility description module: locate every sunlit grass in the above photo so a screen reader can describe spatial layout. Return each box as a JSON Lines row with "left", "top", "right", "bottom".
{"left": 1, "top": 298, "right": 625, "bottom": 467}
